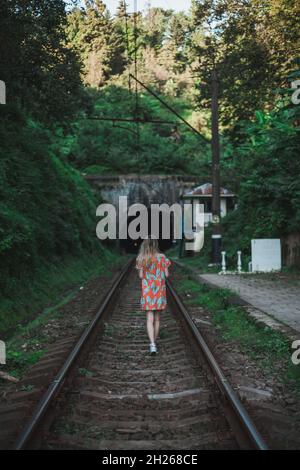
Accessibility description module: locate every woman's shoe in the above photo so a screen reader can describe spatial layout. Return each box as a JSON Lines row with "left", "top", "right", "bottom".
{"left": 149, "top": 343, "right": 157, "bottom": 355}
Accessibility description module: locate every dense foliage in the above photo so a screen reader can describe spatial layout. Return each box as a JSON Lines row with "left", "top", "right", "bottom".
{"left": 221, "top": 74, "right": 300, "bottom": 261}
{"left": 0, "top": 0, "right": 300, "bottom": 317}
{"left": 0, "top": 111, "right": 98, "bottom": 296}
{"left": 0, "top": 1, "right": 101, "bottom": 311}
{"left": 191, "top": 0, "right": 300, "bottom": 132}
{"left": 68, "top": 86, "right": 210, "bottom": 175}
{"left": 0, "top": 0, "right": 85, "bottom": 124}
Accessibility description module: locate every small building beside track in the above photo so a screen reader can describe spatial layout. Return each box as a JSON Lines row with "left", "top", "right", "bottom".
{"left": 181, "top": 183, "right": 236, "bottom": 253}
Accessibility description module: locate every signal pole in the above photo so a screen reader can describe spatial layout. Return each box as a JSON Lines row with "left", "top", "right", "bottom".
{"left": 211, "top": 68, "right": 222, "bottom": 264}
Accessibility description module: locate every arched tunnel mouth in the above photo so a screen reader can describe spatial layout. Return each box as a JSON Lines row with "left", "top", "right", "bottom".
{"left": 120, "top": 210, "right": 174, "bottom": 254}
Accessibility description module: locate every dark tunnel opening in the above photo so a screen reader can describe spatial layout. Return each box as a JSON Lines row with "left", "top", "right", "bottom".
{"left": 120, "top": 209, "right": 174, "bottom": 254}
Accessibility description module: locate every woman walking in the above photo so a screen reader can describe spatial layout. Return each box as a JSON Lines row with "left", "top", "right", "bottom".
{"left": 136, "top": 238, "right": 171, "bottom": 355}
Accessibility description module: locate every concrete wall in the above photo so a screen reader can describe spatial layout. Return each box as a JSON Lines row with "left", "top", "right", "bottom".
{"left": 85, "top": 174, "right": 199, "bottom": 207}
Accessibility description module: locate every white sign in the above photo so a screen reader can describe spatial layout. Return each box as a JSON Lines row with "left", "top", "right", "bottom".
{"left": 251, "top": 239, "right": 281, "bottom": 272}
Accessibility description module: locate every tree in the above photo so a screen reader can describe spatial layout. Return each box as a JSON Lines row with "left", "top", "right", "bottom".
{"left": 190, "top": 0, "right": 281, "bottom": 132}
{"left": 143, "top": 7, "right": 171, "bottom": 50}
{"left": 252, "top": 0, "right": 300, "bottom": 81}
{"left": 66, "top": 0, "right": 119, "bottom": 87}
{"left": 0, "top": 0, "right": 83, "bottom": 124}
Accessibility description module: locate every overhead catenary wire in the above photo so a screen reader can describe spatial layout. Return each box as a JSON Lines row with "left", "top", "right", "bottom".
{"left": 86, "top": 2, "right": 208, "bottom": 144}
{"left": 85, "top": 2, "right": 291, "bottom": 151}
{"left": 87, "top": 116, "right": 179, "bottom": 125}
{"left": 130, "top": 73, "right": 209, "bottom": 143}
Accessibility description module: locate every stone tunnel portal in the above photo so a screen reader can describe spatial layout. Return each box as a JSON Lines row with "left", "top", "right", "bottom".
{"left": 85, "top": 174, "right": 198, "bottom": 255}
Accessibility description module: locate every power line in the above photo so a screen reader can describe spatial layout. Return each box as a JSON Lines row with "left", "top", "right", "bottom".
{"left": 130, "top": 73, "right": 209, "bottom": 143}
{"left": 87, "top": 116, "right": 179, "bottom": 125}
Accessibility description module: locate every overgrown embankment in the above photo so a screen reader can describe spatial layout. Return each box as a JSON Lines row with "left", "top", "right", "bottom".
{"left": 174, "top": 266, "right": 300, "bottom": 395}
{"left": 0, "top": 110, "right": 118, "bottom": 338}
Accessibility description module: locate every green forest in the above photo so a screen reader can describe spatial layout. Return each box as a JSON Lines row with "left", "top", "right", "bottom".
{"left": 0, "top": 0, "right": 300, "bottom": 336}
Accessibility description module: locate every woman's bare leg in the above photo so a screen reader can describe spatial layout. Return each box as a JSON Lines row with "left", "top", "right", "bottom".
{"left": 146, "top": 312, "right": 155, "bottom": 344}
{"left": 154, "top": 311, "right": 160, "bottom": 342}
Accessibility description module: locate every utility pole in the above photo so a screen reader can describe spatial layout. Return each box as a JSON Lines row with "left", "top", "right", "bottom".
{"left": 211, "top": 68, "right": 222, "bottom": 264}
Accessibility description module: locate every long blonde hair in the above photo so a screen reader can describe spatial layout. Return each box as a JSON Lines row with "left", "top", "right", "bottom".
{"left": 136, "top": 238, "right": 159, "bottom": 269}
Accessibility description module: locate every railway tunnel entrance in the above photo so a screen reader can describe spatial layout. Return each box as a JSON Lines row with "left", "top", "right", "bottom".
{"left": 86, "top": 174, "right": 198, "bottom": 254}
{"left": 120, "top": 209, "right": 174, "bottom": 254}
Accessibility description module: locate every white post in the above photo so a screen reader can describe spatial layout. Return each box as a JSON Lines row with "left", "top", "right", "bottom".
{"left": 237, "top": 251, "right": 242, "bottom": 273}
{"left": 221, "top": 251, "right": 226, "bottom": 273}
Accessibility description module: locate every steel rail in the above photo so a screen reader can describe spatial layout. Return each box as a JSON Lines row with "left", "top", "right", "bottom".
{"left": 166, "top": 278, "right": 268, "bottom": 450}
{"left": 13, "top": 257, "right": 267, "bottom": 450}
{"left": 14, "top": 259, "right": 133, "bottom": 450}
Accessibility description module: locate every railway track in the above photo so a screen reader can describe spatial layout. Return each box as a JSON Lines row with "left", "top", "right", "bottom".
{"left": 13, "top": 260, "right": 268, "bottom": 450}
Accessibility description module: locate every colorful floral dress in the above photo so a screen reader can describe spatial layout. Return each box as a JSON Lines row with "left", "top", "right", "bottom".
{"left": 137, "top": 254, "right": 171, "bottom": 311}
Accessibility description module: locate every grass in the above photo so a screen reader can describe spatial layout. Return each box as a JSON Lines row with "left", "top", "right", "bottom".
{"left": 177, "top": 272, "right": 300, "bottom": 394}
{"left": 78, "top": 368, "right": 94, "bottom": 377}
{"left": 167, "top": 237, "right": 220, "bottom": 274}
{"left": 2, "top": 298, "right": 73, "bottom": 378}
{"left": 53, "top": 420, "right": 81, "bottom": 436}
{"left": 159, "top": 329, "right": 171, "bottom": 339}
{"left": 103, "top": 323, "right": 115, "bottom": 338}
{"left": 0, "top": 247, "right": 127, "bottom": 379}
{"left": 126, "top": 330, "right": 137, "bottom": 339}
{"left": 0, "top": 247, "right": 125, "bottom": 339}
{"left": 82, "top": 164, "right": 119, "bottom": 175}
{"left": 213, "top": 307, "right": 290, "bottom": 364}
{"left": 19, "top": 384, "right": 35, "bottom": 392}
{"left": 177, "top": 277, "right": 232, "bottom": 309}
{"left": 6, "top": 349, "right": 46, "bottom": 379}
{"left": 179, "top": 255, "right": 220, "bottom": 273}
